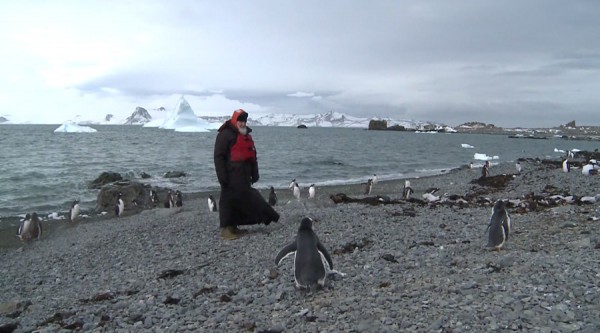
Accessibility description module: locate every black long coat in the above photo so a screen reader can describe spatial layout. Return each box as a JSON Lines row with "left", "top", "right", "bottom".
{"left": 213, "top": 121, "right": 279, "bottom": 228}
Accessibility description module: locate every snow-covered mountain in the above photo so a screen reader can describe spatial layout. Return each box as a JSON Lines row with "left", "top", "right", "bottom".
{"left": 202, "top": 110, "right": 446, "bottom": 130}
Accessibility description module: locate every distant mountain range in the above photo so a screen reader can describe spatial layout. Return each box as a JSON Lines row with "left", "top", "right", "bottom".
{"left": 120, "top": 106, "right": 447, "bottom": 130}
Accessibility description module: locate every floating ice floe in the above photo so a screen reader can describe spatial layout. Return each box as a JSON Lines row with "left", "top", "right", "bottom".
{"left": 461, "top": 144, "right": 474, "bottom": 149}
{"left": 473, "top": 153, "right": 499, "bottom": 161}
{"left": 54, "top": 121, "right": 97, "bottom": 133}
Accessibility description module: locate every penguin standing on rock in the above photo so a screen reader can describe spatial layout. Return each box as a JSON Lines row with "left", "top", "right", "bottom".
{"left": 268, "top": 187, "right": 277, "bottom": 206}
{"left": 308, "top": 184, "right": 316, "bottom": 199}
{"left": 562, "top": 159, "right": 570, "bottom": 173}
{"left": 208, "top": 194, "right": 218, "bottom": 212}
{"left": 69, "top": 199, "right": 80, "bottom": 223}
{"left": 17, "top": 212, "right": 42, "bottom": 241}
{"left": 275, "top": 217, "right": 337, "bottom": 289}
{"left": 150, "top": 189, "right": 159, "bottom": 207}
{"left": 486, "top": 200, "right": 512, "bottom": 251}
{"left": 164, "top": 190, "right": 175, "bottom": 208}
{"left": 175, "top": 190, "right": 183, "bottom": 207}
{"left": 293, "top": 182, "right": 301, "bottom": 200}
{"left": 515, "top": 161, "right": 522, "bottom": 174}
{"left": 115, "top": 192, "right": 125, "bottom": 216}
{"left": 402, "top": 180, "right": 414, "bottom": 199}
{"left": 364, "top": 178, "right": 373, "bottom": 195}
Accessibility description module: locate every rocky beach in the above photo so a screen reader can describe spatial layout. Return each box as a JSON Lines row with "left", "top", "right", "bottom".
{"left": 1, "top": 158, "right": 599, "bottom": 333}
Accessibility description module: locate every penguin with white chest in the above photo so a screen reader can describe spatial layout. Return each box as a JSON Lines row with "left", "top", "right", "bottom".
{"left": 364, "top": 178, "right": 373, "bottom": 195}
{"left": 208, "top": 194, "right": 218, "bottom": 212}
{"left": 275, "top": 217, "right": 335, "bottom": 289}
{"left": 292, "top": 182, "right": 301, "bottom": 200}
{"left": 115, "top": 192, "right": 125, "bottom": 216}
{"left": 486, "top": 200, "right": 512, "bottom": 251}
{"left": 69, "top": 199, "right": 80, "bottom": 223}
{"left": 402, "top": 180, "right": 414, "bottom": 199}
{"left": 17, "top": 212, "right": 42, "bottom": 241}
{"left": 308, "top": 184, "right": 316, "bottom": 199}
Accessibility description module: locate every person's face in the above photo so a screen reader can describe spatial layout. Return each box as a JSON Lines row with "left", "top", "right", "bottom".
{"left": 236, "top": 120, "right": 247, "bottom": 130}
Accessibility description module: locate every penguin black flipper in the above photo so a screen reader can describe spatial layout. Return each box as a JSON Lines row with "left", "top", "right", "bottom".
{"left": 275, "top": 242, "right": 297, "bottom": 265}
{"left": 316, "top": 241, "right": 334, "bottom": 270}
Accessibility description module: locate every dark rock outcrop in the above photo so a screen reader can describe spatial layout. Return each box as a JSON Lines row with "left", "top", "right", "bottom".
{"left": 95, "top": 180, "right": 148, "bottom": 213}
{"left": 297, "top": 124, "right": 307, "bottom": 129}
{"left": 163, "top": 171, "right": 186, "bottom": 178}
{"left": 368, "top": 119, "right": 387, "bottom": 130}
{"left": 0, "top": 116, "right": 8, "bottom": 123}
{"left": 105, "top": 114, "right": 113, "bottom": 122}
{"left": 88, "top": 172, "right": 123, "bottom": 189}
{"left": 564, "top": 120, "right": 576, "bottom": 128}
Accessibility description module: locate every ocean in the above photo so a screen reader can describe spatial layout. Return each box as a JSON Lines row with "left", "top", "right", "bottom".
{"left": 1, "top": 124, "right": 598, "bottom": 224}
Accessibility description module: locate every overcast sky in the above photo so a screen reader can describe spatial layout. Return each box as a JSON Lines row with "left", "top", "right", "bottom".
{"left": 1, "top": 0, "right": 599, "bottom": 127}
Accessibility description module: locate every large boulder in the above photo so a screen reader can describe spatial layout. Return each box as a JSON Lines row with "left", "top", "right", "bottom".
{"left": 88, "top": 172, "right": 123, "bottom": 189}
{"left": 163, "top": 171, "right": 186, "bottom": 178}
{"left": 96, "top": 180, "right": 149, "bottom": 213}
{"left": 368, "top": 119, "right": 387, "bottom": 130}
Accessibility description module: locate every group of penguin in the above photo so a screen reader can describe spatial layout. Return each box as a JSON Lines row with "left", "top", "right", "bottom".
{"left": 16, "top": 199, "right": 82, "bottom": 242}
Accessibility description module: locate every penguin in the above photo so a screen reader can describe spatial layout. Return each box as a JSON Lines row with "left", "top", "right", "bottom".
{"left": 275, "top": 217, "right": 334, "bottom": 289}
{"left": 150, "top": 189, "right": 159, "bottom": 207}
{"left": 208, "top": 194, "right": 218, "bottom": 212}
{"left": 293, "top": 182, "right": 301, "bottom": 200}
{"left": 562, "top": 159, "right": 570, "bottom": 173}
{"left": 486, "top": 200, "right": 512, "bottom": 251}
{"left": 582, "top": 163, "right": 594, "bottom": 175}
{"left": 18, "top": 212, "right": 42, "bottom": 241}
{"left": 372, "top": 174, "right": 378, "bottom": 184}
{"left": 115, "top": 192, "right": 125, "bottom": 216}
{"left": 308, "top": 184, "right": 316, "bottom": 199}
{"left": 16, "top": 213, "right": 30, "bottom": 239}
{"left": 268, "top": 186, "right": 277, "bottom": 206}
{"left": 175, "top": 190, "right": 183, "bottom": 207}
{"left": 482, "top": 161, "right": 491, "bottom": 178}
{"left": 289, "top": 178, "right": 296, "bottom": 190}
{"left": 69, "top": 199, "right": 80, "bottom": 223}
{"left": 515, "top": 161, "right": 522, "bottom": 174}
{"left": 469, "top": 162, "right": 474, "bottom": 169}
{"left": 364, "top": 178, "right": 373, "bottom": 195}
{"left": 164, "top": 190, "right": 175, "bottom": 208}
{"left": 402, "top": 180, "right": 414, "bottom": 199}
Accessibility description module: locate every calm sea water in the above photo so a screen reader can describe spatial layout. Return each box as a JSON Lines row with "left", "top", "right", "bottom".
{"left": 1, "top": 124, "right": 598, "bottom": 223}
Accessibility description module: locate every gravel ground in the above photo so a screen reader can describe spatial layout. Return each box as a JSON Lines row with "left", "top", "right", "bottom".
{"left": 1, "top": 159, "right": 599, "bottom": 333}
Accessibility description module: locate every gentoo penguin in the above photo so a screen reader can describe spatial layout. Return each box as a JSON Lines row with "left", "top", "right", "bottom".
{"left": 115, "top": 192, "right": 125, "bottom": 216}
{"left": 482, "top": 161, "right": 491, "bottom": 178}
{"left": 486, "top": 200, "right": 512, "bottom": 251}
{"left": 308, "top": 184, "right": 316, "bottom": 199}
{"left": 582, "top": 163, "right": 594, "bottom": 175}
{"left": 69, "top": 199, "right": 80, "bottom": 223}
{"left": 364, "top": 178, "right": 373, "bottom": 195}
{"left": 164, "top": 190, "right": 175, "bottom": 208}
{"left": 150, "top": 189, "right": 159, "bottom": 207}
{"left": 402, "top": 180, "right": 414, "bottom": 199}
{"left": 515, "top": 161, "right": 522, "bottom": 174}
{"left": 289, "top": 178, "right": 296, "bottom": 190}
{"left": 175, "top": 190, "right": 183, "bottom": 207}
{"left": 268, "top": 187, "right": 277, "bottom": 206}
{"left": 372, "top": 174, "right": 378, "bottom": 184}
{"left": 208, "top": 194, "right": 218, "bottom": 212}
{"left": 562, "top": 159, "right": 570, "bottom": 173}
{"left": 275, "top": 217, "right": 334, "bottom": 289}
{"left": 18, "top": 212, "right": 42, "bottom": 241}
{"left": 293, "top": 182, "right": 301, "bottom": 200}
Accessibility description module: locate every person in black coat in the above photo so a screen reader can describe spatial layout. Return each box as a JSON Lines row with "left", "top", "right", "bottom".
{"left": 214, "top": 109, "right": 280, "bottom": 240}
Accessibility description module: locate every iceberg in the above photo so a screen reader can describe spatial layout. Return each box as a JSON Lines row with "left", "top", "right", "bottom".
{"left": 461, "top": 144, "right": 474, "bottom": 149}
{"left": 54, "top": 121, "right": 97, "bottom": 133}
{"left": 473, "top": 153, "right": 499, "bottom": 161}
{"left": 145, "top": 96, "right": 219, "bottom": 133}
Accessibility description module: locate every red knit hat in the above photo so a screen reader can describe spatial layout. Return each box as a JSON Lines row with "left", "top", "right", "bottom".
{"left": 231, "top": 109, "right": 248, "bottom": 123}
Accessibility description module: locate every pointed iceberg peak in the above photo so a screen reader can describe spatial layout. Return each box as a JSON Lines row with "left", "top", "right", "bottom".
{"left": 154, "top": 95, "right": 219, "bottom": 132}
